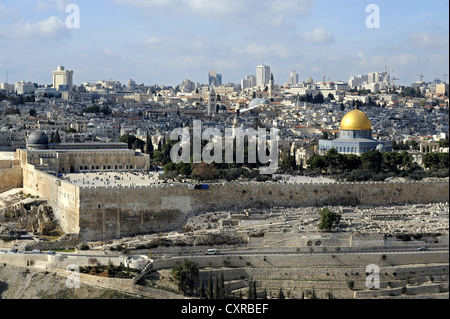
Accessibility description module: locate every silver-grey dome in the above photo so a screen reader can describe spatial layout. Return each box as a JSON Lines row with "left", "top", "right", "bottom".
{"left": 260, "top": 98, "right": 270, "bottom": 105}
{"left": 376, "top": 144, "right": 385, "bottom": 152}
{"left": 28, "top": 131, "right": 49, "bottom": 145}
{"left": 249, "top": 98, "right": 262, "bottom": 108}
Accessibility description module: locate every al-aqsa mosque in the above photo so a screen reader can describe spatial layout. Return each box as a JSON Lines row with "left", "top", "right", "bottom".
{"left": 319, "top": 108, "right": 392, "bottom": 155}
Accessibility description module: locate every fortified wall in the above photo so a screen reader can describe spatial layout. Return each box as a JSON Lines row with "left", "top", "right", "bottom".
{"left": 22, "top": 164, "right": 80, "bottom": 235}
{"left": 78, "top": 179, "right": 448, "bottom": 242}
{"left": 0, "top": 159, "right": 23, "bottom": 193}
{"left": 17, "top": 165, "right": 450, "bottom": 242}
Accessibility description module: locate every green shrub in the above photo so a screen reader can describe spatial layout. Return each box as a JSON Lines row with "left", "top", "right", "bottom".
{"left": 79, "top": 243, "right": 90, "bottom": 250}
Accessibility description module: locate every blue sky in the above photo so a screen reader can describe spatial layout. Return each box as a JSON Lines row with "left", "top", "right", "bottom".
{"left": 0, "top": 0, "right": 448, "bottom": 87}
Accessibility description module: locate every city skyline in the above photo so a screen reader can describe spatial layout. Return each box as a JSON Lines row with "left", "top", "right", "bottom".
{"left": 0, "top": 0, "right": 449, "bottom": 87}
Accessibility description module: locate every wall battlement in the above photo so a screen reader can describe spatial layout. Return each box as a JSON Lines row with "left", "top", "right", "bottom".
{"left": 77, "top": 179, "right": 438, "bottom": 190}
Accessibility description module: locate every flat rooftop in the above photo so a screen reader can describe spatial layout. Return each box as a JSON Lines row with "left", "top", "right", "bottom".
{"left": 59, "top": 171, "right": 336, "bottom": 188}
{"left": 60, "top": 171, "right": 161, "bottom": 187}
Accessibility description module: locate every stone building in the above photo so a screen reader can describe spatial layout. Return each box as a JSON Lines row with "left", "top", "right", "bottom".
{"left": 17, "top": 130, "right": 149, "bottom": 173}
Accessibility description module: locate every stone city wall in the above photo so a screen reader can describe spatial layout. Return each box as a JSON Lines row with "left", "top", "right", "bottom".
{"left": 9, "top": 164, "right": 449, "bottom": 242}
{"left": 0, "top": 159, "right": 23, "bottom": 193}
{"left": 78, "top": 180, "right": 449, "bottom": 241}
{"left": 22, "top": 164, "right": 80, "bottom": 234}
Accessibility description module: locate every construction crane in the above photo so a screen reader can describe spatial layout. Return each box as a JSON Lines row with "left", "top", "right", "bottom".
{"left": 416, "top": 73, "right": 424, "bottom": 83}
{"left": 436, "top": 73, "right": 449, "bottom": 83}
{"left": 392, "top": 77, "right": 400, "bottom": 87}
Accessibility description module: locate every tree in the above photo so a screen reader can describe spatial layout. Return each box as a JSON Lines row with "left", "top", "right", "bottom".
{"left": 199, "top": 277, "right": 206, "bottom": 299}
{"left": 313, "top": 92, "right": 324, "bottom": 104}
{"left": 49, "top": 132, "right": 55, "bottom": 144}
{"left": 207, "top": 271, "right": 214, "bottom": 299}
{"left": 424, "top": 152, "right": 449, "bottom": 170}
{"left": 191, "top": 162, "right": 216, "bottom": 181}
{"left": 153, "top": 139, "right": 177, "bottom": 166}
{"left": 361, "top": 150, "right": 383, "bottom": 172}
{"left": 172, "top": 260, "right": 199, "bottom": 295}
{"left": 247, "top": 276, "right": 255, "bottom": 299}
{"left": 219, "top": 272, "right": 225, "bottom": 299}
{"left": 54, "top": 130, "right": 62, "bottom": 143}
{"left": 277, "top": 288, "right": 285, "bottom": 299}
{"left": 306, "top": 154, "right": 327, "bottom": 171}
{"left": 119, "top": 134, "right": 145, "bottom": 151}
{"left": 318, "top": 207, "right": 341, "bottom": 232}
{"left": 176, "top": 162, "right": 192, "bottom": 176}
{"left": 281, "top": 154, "right": 297, "bottom": 172}
{"left": 214, "top": 275, "right": 220, "bottom": 299}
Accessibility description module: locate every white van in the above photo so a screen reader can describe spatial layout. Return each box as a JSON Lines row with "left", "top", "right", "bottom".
{"left": 205, "top": 249, "right": 218, "bottom": 255}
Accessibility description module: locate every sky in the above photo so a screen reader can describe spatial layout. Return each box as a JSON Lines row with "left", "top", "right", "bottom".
{"left": 0, "top": 0, "right": 449, "bottom": 87}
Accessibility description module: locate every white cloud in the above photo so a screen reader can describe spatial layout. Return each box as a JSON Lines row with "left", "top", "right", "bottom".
{"left": 245, "top": 43, "right": 293, "bottom": 59}
{"left": 388, "top": 53, "right": 418, "bottom": 66}
{"left": 110, "top": 0, "right": 315, "bottom": 25}
{"left": 409, "top": 32, "right": 449, "bottom": 48}
{"left": 300, "top": 28, "right": 335, "bottom": 45}
{"left": 0, "top": 3, "right": 17, "bottom": 17}
{"left": 146, "top": 35, "right": 212, "bottom": 54}
{"left": 0, "top": 16, "right": 71, "bottom": 42}
{"left": 36, "top": 0, "right": 70, "bottom": 12}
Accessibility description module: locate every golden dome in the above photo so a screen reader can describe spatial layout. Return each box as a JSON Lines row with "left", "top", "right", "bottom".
{"left": 340, "top": 109, "right": 372, "bottom": 131}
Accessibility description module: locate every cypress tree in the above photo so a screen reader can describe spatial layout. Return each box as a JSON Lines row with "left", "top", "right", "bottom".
{"left": 54, "top": 130, "right": 61, "bottom": 143}
{"left": 219, "top": 272, "right": 225, "bottom": 299}
{"left": 278, "top": 288, "right": 285, "bottom": 299}
{"left": 214, "top": 275, "right": 220, "bottom": 299}
{"left": 247, "top": 276, "right": 253, "bottom": 299}
{"left": 207, "top": 272, "right": 213, "bottom": 299}
{"left": 199, "top": 277, "right": 206, "bottom": 299}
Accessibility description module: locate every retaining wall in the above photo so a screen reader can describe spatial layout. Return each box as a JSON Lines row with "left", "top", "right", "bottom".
{"left": 16, "top": 165, "right": 450, "bottom": 242}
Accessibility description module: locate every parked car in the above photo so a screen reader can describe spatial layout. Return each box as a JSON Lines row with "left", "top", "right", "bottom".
{"left": 9, "top": 248, "right": 18, "bottom": 253}
{"left": 205, "top": 249, "right": 218, "bottom": 255}
{"left": 47, "top": 250, "right": 56, "bottom": 255}
{"left": 418, "top": 246, "right": 428, "bottom": 251}
{"left": 32, "top": 249, "right": 42, "bottom": 253}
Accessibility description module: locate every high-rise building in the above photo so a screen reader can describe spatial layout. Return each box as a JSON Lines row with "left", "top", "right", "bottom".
{"left": 287, "top": 70, "right": 299, "bottom": 86}
{"left": 52, "top": 66, "right": 73, "bottom": 92}
{"left": 127, "top": 79, "right": 136, "bottom": 91}
{"left": 256, "top": 65, "right": 271, "bottom": 88}
{"left": 241, "top": 75, "right": 256, "bottom": 90}
{"left": 349, "top": 75, "right": 369, "bottom": 89}
{"left": 15, "top": 81, "right": 35, "bottom": 95}
{"left": 181, "top": 79, "right": 196, "bottom": 93}
{"left": 208, "top": 69, "right": 222, "bottom": 87}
